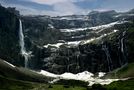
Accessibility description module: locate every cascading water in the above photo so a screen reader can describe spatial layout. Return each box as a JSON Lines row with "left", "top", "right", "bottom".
{"left": 121, "top": 31, "right": 126, "bottom": 53}
{"left": 67, "top": 49, "right": 70, "bottom": 72}
{"left": 19, "top": 19, "right": 32, "bottom": 68}
{"left": 120, "top": 31, "right": 127, "bottom": 64}
{"left": 102, "top": 44, "right": 113, "bottom": 71}
{"left": 76, "top": 46, "right": 80, "bottom": 70}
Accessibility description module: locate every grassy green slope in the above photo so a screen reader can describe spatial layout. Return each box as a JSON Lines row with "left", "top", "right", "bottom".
{"left": 0, "top": 59, "right": 52, "bottom": 83}
{"left": 0, "top": 75, "right": 47, "bottom": 90}
{"left": 105, "top": 78, "right": 134, "bottom": 90}
{"left": 104, "top": 63, "right": 134, "bottom": 79}
{"left": 0, "top": 59, "right": 89, "bottom": 90}
{"left": 0, "top": 76, "right": 88, "bottom": 90}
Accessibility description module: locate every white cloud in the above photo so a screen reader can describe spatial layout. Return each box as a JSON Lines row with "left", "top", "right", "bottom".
{"left": 29, "top": 0, "right": 86, "bottom": 5}
{"left": 0, "top": 0, "right": 89, "bottom": 16}
{"left": 53, "top": 1, "right": 83, "bottom": 15}
{"left": 0, "top": 2, "right": 59, "bottom": 16}
{"left": 30, "top": 0, "right": 66, "bottom": 5}
{"left": 23, "top": 0, "right": 87, "bottom": 16}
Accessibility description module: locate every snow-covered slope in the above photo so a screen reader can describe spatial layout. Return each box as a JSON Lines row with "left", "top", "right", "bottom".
{"left": 44, "top": 30, "right": 118, "bottom": 48}
{"left": 60, "top": 21, "right": 127, "bottom": 32}
{"left": 43, "top": 21, "right": 128, "bottom": 49}
{"left": 3, "top": 61, "right": 16, "bottom": 68}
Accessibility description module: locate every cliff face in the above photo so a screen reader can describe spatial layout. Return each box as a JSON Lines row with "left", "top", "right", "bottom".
{"left": 0, "top": 6, "right": 22, "bottom": 66}
{"left": 40, "top": 30, "right": 129, "bottom": 74}
{"left": 0, "top": 5, "right": 134, "bottom": 74}
{"left": 20, "top": 10, "right": 134, "bottom": 74}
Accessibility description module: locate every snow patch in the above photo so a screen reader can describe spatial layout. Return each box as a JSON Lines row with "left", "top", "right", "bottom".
{"left": 48, "top": 24, "right": 54, "bottom": 29}
{"left": 44, "top": 43, "right": 64, "bottom": 48}
{"left": 3, "top": 61, "right": 15, "bottom": 68}
{"left": 38, "top": 70, "right": 120, "bottom": 86}
{"left": 67, "top": 41, "right": 81, "bottom": 46}
{"left": 40, "top": 70, "right": 58, "bottom": 78}
{"left": 98, "top": 72, "right": 106, "bottom": 78}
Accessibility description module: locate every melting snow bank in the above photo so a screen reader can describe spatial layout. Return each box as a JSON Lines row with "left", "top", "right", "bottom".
{"left": 38, "top": 70, "right": 126, "bottom": 86}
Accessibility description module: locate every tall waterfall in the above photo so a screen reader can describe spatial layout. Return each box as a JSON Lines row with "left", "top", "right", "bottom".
{"left": 19, "top": 19, "right": 31, "bottom": 68}
{"left": 121, "top": 31, "right": 126, "bottom": 53}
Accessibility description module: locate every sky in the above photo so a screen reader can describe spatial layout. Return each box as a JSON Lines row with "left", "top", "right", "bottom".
{"left": 0, "top": 0, "right": 134, "bottom": 16}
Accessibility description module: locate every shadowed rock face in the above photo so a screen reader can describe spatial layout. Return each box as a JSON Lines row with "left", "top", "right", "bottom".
{"left": 40, "top": 31, "right": 128, "bottom": 74}
{"left": 0, "top": 6, "right": 22, "bottom": 66}
{"left": 22, "top": 11, "right": 134, "bottom": 74}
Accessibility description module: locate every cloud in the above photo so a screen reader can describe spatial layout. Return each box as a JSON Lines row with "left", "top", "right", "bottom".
{"left": 29, "top": 0, "right": 66, "bottom": 5}
{"left": 0, "top": 0, "right": 88, "bottom": 16}
{"left": 4, "top": 5, "right": 59, "bottom": 16}
{"left": 1, "top": 0, "right": 134, "bottom": 16}
{"left": 53, "top": 1, "right": 84, "bottom": 15}
{"left": 21, "top": 0, "right": 87, "bottom": 16}
{"left": 29, "top": 0, "right": 87, "bottom": 5}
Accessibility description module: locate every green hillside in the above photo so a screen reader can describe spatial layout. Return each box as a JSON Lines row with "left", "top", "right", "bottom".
{"left": 104, "top": 63, "right": 134, "bottom": 79}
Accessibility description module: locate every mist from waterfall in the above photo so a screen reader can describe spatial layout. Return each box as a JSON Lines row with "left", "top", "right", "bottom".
{"left": 19, "top": 19, "right": 31, "bottom": 68}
